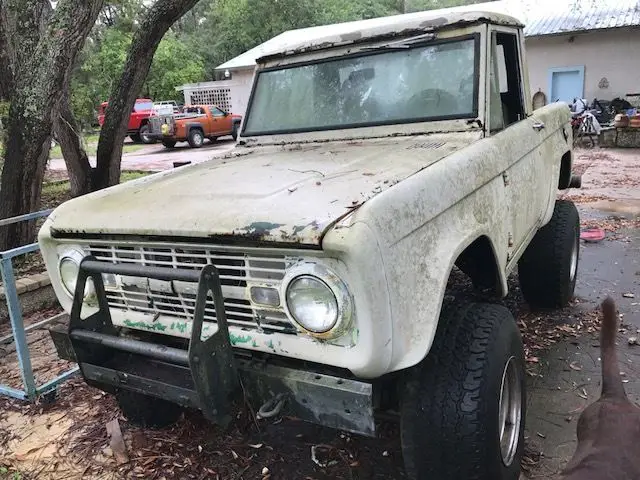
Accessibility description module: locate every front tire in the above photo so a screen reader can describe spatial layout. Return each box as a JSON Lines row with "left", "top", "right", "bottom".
{"left": 116, "top": 390, "right": 182, "bottom": 428}
{"left": 518, "top": 199, "right": 580, "bottom": 309}
{"left": 162, "top": 140, "right": 177, "bottom": 149}
{"left": 187, "top": 128, "right": 204, "bottom": 148}
{"left": 401, "top": 303, "right": 526, "bottom": 480}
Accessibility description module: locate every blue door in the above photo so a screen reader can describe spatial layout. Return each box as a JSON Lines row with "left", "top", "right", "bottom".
{"left": 549, "top": 66, "right": 585, "bottom": 103}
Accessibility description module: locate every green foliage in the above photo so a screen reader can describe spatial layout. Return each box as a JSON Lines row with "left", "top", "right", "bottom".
{"left": 406, "top": 0, "right": 489, "bottom": 12}
{"left": 71, "top": 28, "right": 132, "bottom": 127}
{"left": 144, "top": 33, "right": 205, "bottom": 101}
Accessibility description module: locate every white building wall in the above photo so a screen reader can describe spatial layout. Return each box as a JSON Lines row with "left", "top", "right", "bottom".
{"left": 525, "top": 27, "right": 640, "bottom": 105}
{"left": 180, "top": 68, "right": 255, "bottom": 115}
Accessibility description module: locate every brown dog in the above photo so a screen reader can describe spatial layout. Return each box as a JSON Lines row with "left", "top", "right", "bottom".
{"left": 559, "top": 297, "right": 640, "bottom": 479}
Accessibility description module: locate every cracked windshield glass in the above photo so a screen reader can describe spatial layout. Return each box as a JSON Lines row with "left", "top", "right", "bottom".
{"left": 244, "top": 37, "right": 477, "bottom": 135}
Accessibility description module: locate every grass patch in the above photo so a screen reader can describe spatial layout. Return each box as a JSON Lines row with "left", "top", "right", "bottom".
{"left": 49, "top": 134, "right": 146, "bottom": 159}
{"left": 42, "top": 170, "right": 152, "bottom": 210}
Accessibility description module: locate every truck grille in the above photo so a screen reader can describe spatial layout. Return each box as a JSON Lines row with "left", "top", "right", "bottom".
{"left": 88, "top": 242, "right": 296, "bottom": 334}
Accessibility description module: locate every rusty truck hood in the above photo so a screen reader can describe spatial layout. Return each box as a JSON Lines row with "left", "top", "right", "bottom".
{"left": 48, "top": 132, "right": 480, "bottom": 245}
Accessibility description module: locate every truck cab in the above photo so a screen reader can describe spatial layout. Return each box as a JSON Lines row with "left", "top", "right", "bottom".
{"left": 98, "top": 98, "right": 155, "bottom": 144}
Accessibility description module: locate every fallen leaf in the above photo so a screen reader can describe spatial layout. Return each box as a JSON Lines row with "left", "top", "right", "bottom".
{"left": 536, "top": 432, "right": 546, "bottom": 438}
{"left": 628, "top": 336, "right": 638, "bottom": 346}
{"left": 569, "top": 361, "right": 582, "bottom": 371}
{"left": 623, "top": 293, "right": 635, "bottom": 298}
{"left": 262, "top": 467, "right": 270, "bottom": 475}
{"left": 249, "top": 443, "right": 263, "bottom": 449}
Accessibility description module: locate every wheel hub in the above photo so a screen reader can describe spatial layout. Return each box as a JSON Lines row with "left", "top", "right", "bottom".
{"left": 498, "top": 356, "right": 522, "bottom": 466}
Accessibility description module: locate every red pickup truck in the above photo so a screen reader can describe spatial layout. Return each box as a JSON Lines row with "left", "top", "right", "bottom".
{"left": 98, "top": 98, "right": 155, "bottom": 144}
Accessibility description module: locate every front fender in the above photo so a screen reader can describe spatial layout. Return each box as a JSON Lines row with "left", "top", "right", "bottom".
{"left": 355, "top": 140, "right": 512, "bottom": 372}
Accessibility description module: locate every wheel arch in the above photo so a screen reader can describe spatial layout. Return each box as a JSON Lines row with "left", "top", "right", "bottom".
{"left": 387, "top": 229, "right": 509, "bottom": 373}
{"left": 557, "top": 150, "right": 573, "bottom": 189}
{"left": 186, "top": 123, "right": 204, "bottom": 133}
{"left": 454, "top": 234, "right": 506, "bottom": 297}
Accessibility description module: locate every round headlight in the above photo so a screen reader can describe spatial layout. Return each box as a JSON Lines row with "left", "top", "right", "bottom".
{"left": 58, "top": 248, "right": 88, "bottom": 297}
{"left": 286, "top": 276, "right": 338, "bottom": 333}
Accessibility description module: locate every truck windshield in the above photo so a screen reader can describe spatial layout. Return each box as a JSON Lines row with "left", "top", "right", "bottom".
{"left": 243, "top": 37, "right": 478, "bottom": 136}
{"left": 135, "top": 101, "right": 154, "bottom": 112}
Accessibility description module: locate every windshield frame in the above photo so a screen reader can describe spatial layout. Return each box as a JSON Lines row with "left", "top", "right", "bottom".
{"left": 242, "top": 33, "right": 480, "bottom": 137}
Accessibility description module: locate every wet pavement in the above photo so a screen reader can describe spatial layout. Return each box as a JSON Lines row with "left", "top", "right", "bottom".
{"left": 524, "top": 147, "right": 640, "bottom": 478}
{"left": 47, "top": 137, "right": 237, "bottom": 173}
{"left": 524, "top": 223, "right": 640, "bottom": 478}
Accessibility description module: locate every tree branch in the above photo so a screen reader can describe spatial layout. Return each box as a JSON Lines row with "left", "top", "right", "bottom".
{"left": 95, "top": 0, "right": 201, "bottom": 189}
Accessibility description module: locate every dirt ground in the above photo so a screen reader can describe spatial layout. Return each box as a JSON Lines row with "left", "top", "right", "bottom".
{"left": 1, "top": 147, "right": 639, "bottom": 479}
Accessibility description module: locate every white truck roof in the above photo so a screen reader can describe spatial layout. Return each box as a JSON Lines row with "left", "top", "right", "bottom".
{"left": 218, "top": 7, "right": 522, "bottom": 70}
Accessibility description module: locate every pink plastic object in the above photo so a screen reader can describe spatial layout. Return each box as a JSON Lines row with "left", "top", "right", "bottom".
{"left": 580, "top": 227, "right": 605, "bottom": 243}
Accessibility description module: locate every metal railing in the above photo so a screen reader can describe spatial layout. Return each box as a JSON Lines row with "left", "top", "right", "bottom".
{"left": 0, "top": 209, "right": 78, "bottom": 400}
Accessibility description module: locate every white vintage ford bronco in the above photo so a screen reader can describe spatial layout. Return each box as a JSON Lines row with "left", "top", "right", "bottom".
{"left": 41, "top": 7, "right": 581, "bottom": 480}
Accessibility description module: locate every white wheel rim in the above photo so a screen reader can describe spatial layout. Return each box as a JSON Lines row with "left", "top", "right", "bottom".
{"left": 499, "top": 356, "right": 522, "bottom": 466}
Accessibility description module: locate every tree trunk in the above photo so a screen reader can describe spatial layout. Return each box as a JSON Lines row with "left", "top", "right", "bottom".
{"left": 94, "top": 0, "right": 201, "bottom": 190}
{"left": 53, "top": 91, "right": 93, "bottom": 197}
{"left": 0, "top": 0, "right": 103, "bottom": 250}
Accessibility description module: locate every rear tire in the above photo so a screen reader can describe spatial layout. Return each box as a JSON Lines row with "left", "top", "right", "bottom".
{"left": 187, "top": 128, "right": 204, "bottom": 148}
{"left": 139, "top": 124, "right": 155, "bottom": 144}
{"left": 232, "top": 123, "right": 239, "bottom": 140}
{"left": 401, "top": 302, "right": 526, "bottom": 480}
{"left": 518, "top": 199, "right": 580, "bottom": 309}
{"left": 162, "top": 140, "right": 177, "bottom": 149}
{"left": 130, "top": 134, "right": 141, "bottom": 143}
{"left": 116, "top": 390, "right": 182, "bottom": 428}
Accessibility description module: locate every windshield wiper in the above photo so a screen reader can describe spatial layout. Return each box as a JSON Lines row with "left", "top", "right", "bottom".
{"left": 361, "top": 32, "right": 437, "bottom": 51}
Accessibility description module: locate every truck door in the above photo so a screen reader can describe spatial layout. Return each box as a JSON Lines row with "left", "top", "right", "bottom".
{"left": 486, "top": 27, "right": 566, "bottom": 266}
{"left": 211, "top": 106, "right": 230, "bottom": 135}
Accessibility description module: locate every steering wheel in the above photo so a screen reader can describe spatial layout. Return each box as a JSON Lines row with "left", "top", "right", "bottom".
{"left": 408, "top": 88, "right": 459, "bottom": 116}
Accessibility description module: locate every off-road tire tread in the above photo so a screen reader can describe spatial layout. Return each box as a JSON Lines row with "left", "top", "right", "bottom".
{"left": 401, "top": 303, "right": 525, "bottom": 480}
{"left": 518, "top": 199, "right": 579, "bottom": 309}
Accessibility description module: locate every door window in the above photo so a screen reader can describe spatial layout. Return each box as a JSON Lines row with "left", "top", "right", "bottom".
{"left": 489, "top": 32, "right": 526, "bottom": 133}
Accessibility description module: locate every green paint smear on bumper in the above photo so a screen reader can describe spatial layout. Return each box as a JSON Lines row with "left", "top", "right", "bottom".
{"left": 123, "top": 319, "right": 167, "bottom": 332}
{"left": 230, "top": 333, "right": 253, "bottom": 346}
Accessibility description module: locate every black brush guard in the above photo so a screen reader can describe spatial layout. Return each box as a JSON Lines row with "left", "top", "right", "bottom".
{"left": 49, "top": 257, "right": 375, "bottom": 435}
